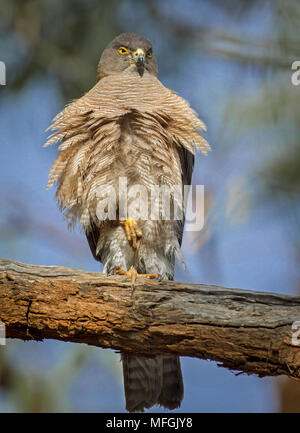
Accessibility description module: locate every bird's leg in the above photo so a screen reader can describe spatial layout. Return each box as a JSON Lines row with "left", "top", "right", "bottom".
{"left": 115, "top": 265, "right": 138, "bottom": 286}
{"left": 115, "top": 265, "right": 158, "bottom": 297}
{"left": 120, "top": 218, "right": 142, "bottom": 249}
{"left": 116, "top": 218, "right": 159, "bottom": 295}
{"left": 116, "top": 265, "right": 158, "bottom": 284}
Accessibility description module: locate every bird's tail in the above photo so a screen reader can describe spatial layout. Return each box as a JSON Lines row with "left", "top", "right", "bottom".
{"left": 121, "top": 353, "right": 183, "bottom": 412}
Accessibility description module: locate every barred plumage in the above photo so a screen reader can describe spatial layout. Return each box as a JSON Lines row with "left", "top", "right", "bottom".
{"left": 45, "top": 32, "right": 209, "bottom": 412}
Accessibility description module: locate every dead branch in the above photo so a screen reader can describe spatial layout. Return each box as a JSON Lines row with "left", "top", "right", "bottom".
{"left": 0, "top": 258, "right": 300, "bottom": 380}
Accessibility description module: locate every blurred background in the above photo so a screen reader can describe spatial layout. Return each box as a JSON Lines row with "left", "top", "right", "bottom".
{"left": 0, "top": 0, "right": 299, "bottom": 412}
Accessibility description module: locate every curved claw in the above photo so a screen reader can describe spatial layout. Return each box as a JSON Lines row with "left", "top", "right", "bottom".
{"left": 115, "top": 266, "right": 158, "bottom": 287}
{"left": 138, "top": 272, "right": 159, "bottom": 280}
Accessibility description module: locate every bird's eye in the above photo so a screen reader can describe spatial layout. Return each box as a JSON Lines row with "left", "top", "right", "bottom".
{"left": 147, "top": 49, "right": 152, "bottom": 58}
{"left": 118, "top": 46, "right": 129, "bottom": 55}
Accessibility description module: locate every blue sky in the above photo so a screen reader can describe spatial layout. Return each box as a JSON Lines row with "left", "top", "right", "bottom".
{"left": 0, "top": 0, "right": 297, "bottom": 412}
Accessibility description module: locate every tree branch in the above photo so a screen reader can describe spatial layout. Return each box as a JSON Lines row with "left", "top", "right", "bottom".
{"left": 1, "top": 258, "right": 300, "bottom": 380}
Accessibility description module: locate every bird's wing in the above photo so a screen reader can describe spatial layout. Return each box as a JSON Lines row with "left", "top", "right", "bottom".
{"left": 175, "top": 142, "right": 195, "bottom": 247}
{"left": 85, "top": 221, "right": 101, "bottom": 262}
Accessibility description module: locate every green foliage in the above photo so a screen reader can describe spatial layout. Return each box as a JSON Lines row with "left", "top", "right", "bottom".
{"left": 0, "top": 0, "right": 124, "bottom": 99}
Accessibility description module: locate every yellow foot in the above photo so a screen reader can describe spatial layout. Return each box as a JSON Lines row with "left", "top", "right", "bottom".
{"left": 120, "top": 218, "right": 142, "bottom": 249}
{"left": 115, "top": 265, "right": 158, "bottom": 287}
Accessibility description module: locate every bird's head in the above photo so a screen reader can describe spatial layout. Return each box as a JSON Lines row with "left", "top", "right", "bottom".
{"left": 97, "top": 33, "right": 158, "bottom": 80}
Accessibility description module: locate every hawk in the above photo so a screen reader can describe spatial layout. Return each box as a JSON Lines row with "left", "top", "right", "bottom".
{"left": 45, "top": 33, "right": 209, "bottom": 412}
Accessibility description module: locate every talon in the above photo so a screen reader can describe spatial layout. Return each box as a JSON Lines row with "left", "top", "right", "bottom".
{"left": 120, "top": 218, "right": 142, "bottom": 249}
{"left": 116, "top": 265, "right": 137, "bottom": 286}
{"left": 138, "top": 272, "right": 159, "bottom": 279}
{"left": 115, "top": 266, "right": 158, "bottom": 287}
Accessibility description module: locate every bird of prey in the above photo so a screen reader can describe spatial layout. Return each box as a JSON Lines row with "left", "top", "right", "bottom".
{"left": 45, "top": 32, "right": 209, "bottom": 412}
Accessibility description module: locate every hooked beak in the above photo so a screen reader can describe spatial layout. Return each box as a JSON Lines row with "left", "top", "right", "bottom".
{"left": 132, "top": 48, "right": 145, "bottom": 76}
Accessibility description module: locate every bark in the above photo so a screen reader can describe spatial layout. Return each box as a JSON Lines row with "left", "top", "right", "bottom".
{"left": 0, "top": 258, "right": 300, "bottom": 380}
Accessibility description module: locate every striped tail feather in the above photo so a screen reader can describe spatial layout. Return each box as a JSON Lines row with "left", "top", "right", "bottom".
{"left": 121, "top": 353, "right": 183, "bottom": 412}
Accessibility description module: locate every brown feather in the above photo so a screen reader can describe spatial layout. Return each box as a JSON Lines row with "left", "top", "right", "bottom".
{"left": 46, "top": 41, "right": 209, "bottom": 412}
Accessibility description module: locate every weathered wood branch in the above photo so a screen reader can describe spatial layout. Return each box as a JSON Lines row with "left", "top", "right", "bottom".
{"left": 1, "top": 258, "right": 300, "bottom": 380}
